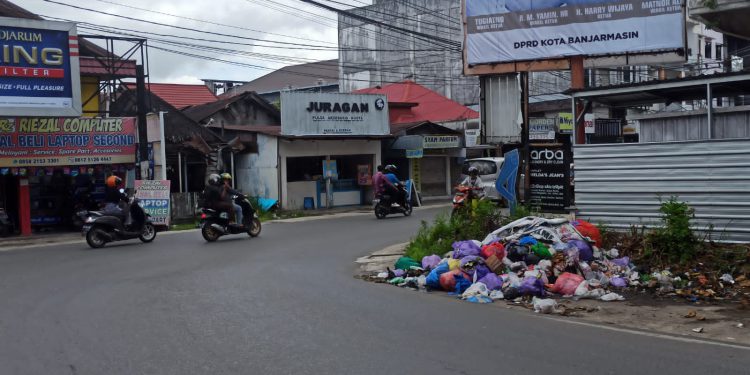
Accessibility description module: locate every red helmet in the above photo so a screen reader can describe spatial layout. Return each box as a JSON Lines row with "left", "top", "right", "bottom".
{"left": 106, "top": 175, "right": 122, "bottom": 188}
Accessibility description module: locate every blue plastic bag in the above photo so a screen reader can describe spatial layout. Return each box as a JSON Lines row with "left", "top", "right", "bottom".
{"left": 454, "top": 274, "right": 473, "bottom": 294}
{"left": 519, "top": 236, "right": 537, "bottom": 246}
{"left": 425, "top": 262, "right": 450, "bottom": 290}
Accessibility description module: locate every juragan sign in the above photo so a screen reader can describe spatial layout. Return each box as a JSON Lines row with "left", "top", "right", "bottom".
{"left": 306, "top": 101, "right": 369, "bottom": 113}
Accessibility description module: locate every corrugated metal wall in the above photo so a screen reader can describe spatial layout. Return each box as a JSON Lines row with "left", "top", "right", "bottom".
{"left": 639, "top": 107, "right": 750, "bottom": 142}
{"left": 574, "top": 139, "right": 750, "bottom": 242}
{"left": 481, "top": 75, "right": 522, "bottom": 143}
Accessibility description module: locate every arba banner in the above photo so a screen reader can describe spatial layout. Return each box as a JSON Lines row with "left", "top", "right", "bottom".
{"left": 528, "top": 143, "right": 571, "bottom": 213}
{"left": 465, "top": 0, "right": 685, "bottom": 65}
{"left": 0, "top": 18, "right": 82, "bottom": 116}
{"left": 0, "top": 117, "right": 136, "bottom": 167}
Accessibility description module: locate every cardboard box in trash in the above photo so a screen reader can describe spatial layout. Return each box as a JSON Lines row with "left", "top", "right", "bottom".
{"left": 485, "top": 255, "right": 504, "bottom": 274}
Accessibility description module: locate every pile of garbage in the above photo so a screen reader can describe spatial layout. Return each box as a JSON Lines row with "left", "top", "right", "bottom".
{"left": 376, "top": 216, "right": 749, "bottom": 312}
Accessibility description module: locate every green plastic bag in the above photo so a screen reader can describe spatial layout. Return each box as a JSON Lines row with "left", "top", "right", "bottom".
{"left": 531, "top": 243, "right": 553, "bottom": 259}
{"left": 394, "top": 256, "right": 421, "bottom": 271}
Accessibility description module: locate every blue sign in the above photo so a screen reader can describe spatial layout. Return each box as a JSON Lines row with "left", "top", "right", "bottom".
{"left": 0, "top": 19, "right": 81, "bottom": 116}
{"left": 496, "top": 148, "right": 519, "bottom": 211}
{"left": 405, "top": 149, "right": 423, "bottom": 158}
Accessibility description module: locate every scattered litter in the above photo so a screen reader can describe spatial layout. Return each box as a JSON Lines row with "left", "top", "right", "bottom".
{"left": 532, "top": 297, "right": 558, "bottom": 314}
{"left": 692, "top": 327, "right": 704, "bottom": 333}
{"left": 376, "top": 272, "right": 388, "bottom": 279}
{"left": 684, "top": 310, "right": 697, "bottom": 318}
{"left": 600, "top": 292, "right": 625, "bottom": 301}
{"left": 737, "top": 323, "right": 745, "bottom": 328}
{"left": 720, "top": 274, "right": 735, "bottom": 284}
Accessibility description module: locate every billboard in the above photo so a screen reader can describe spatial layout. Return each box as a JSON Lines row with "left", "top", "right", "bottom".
{"left": 135, "top": 180, "right": 171, "bottom": 226}
{"left": 0, "top": 117, "right": 136, "bottom": 167}
{"left": 0, "top": 18, "right": 82, "bottom": 116}
{"left": 465, "top": 0, "right": 685, "bottom": 65}
{"left": 281, "top": 92, "right": 389, "bottom": 136}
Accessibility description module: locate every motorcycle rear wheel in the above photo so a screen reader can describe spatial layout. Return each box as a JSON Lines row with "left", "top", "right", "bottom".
{"left": 247, "top": 218, "right": 261, "bottom": 237}
{"left": 403, "top": 202, "right": 413, "bottom": 216}
{"left": 374, "top": 204, "right": 388, "bottom": 219}
{"left": 201, "top": 225, "right": 220, "bottom": 242}
{"left": 86, "top": 227, "right": 107, "bottom": 249}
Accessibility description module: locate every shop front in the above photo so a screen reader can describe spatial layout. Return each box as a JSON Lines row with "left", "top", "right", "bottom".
{"left": 0, "top": 117, "right": 137, "bottom": 234}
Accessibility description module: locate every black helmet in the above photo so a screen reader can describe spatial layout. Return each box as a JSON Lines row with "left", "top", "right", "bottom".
{"left": 208, "top": 173, "right": 221, "bottom": 186}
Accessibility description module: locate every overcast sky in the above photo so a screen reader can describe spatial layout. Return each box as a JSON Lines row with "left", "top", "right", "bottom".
{"left": 22, "top": 0, "right": 365, "bottom": 84}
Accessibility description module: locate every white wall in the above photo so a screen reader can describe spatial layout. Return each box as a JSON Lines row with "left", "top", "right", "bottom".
{"left": 235, "top": 134, "right": 279, "bottom": 200}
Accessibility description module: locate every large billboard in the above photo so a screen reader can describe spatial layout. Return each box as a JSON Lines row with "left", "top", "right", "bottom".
{"left": 0, "top": 117, "right": 136, "bottom": 167}
{"left": 465, "top": 0, "right": 685, "bottom": 65}
{"left": 0, "top": 18, "right": 82, "bottom": 116}
{"left": 281, "top": 92, "right": 389, "bottom": 136}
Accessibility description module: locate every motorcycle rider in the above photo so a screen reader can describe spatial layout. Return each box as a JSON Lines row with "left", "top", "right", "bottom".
{"left": 383, "top": 164, "right": 406, "bottom": 207}
{"left": 460, "top": 166, "right": 485, "bottom": 208}
{"left": 221, "top": 173, "right": 244, "bottom": 225}
{"left": 104, "top": 175, "right": 127, "bottom": 214}
{"left": 204, "top": 173, "right": 235, "bottom": 222}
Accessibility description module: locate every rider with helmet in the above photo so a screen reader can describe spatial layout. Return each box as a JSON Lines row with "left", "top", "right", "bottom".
{"left": 220, "top": 173, "right": 244, "bottom": 224}
{"left": 204, "top": 173, "right": 235, "bottom": 222}
{"left": 460, "top": 166, "right": 485, "bottom": 202}
{"left": 383, "top": 164, "right": 406, "bottom": 207}
{"left": 104, "top": 175, "right": 129, "bottom": 222}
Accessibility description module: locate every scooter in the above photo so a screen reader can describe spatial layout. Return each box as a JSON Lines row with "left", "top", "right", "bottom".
{"left": 374, "top": 183, "right": 412, "bottom": 219}
{"left": 80, "top": 189, "right": 157, "bottom": 249}
{"left": 451, "top": 185, "right": 485, "bottom": 216}
{"left": 200, "top": 194, "right": 261, "bottom": 242}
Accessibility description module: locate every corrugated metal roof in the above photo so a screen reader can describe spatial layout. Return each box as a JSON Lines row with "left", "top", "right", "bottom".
{"left": 125, "top": 83, "right": 217, "bottom": 110}
{"left": 221, "top": 59, "right": 339, "bottom": 98}
{"left": 354, "top": 81, "right": 479, "bottom": 125}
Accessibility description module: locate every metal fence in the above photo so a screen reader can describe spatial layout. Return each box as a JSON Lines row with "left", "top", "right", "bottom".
{"left": 171, "top": 192, "right": 199, "bottom": 222}
{"left": 574, "top": 139, "right": 750, "bottom": 242}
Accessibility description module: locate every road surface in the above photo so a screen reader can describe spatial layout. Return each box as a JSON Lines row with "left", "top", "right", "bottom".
{"left": 0, "top": 207, "right": 748, "bottom": 374}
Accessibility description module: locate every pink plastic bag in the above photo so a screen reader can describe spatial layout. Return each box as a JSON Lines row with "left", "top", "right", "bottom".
{"left": 549, "top": 272, "right": 585, "bottom": 295}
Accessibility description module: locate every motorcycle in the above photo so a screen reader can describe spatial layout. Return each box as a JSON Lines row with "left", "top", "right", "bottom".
{"left": 373, "top": 183, "right": 412, "bottom": 219}
{"left": 200, "top": 194, "right": 261, "bottom": 242}
{"left": 452, "top": 185, "right": 485, "bottom": 216}
{"left": 80, "top": 189, "right": 157, "bottom": 249}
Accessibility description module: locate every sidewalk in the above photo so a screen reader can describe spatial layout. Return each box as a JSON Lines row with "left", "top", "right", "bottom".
{"left": 0, "top": 231, "right": 83, "bottom": 251}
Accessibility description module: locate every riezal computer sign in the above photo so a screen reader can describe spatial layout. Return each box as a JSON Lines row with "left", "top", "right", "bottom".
{"left": 0, "top": 18, "right": 82, "bottom": 117}
{"left": 281, "top": 92, "right": 389, "bottom": 136}
{"left": 465, "top": 0, "right": 685, "bottom": 65}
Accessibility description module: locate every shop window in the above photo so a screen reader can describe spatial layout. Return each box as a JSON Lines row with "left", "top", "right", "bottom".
{"left": 705, "top": 40, "right": 712, "bottom": 59}
{"left": 287, "top": 156, "right": 324, "bottom": 182}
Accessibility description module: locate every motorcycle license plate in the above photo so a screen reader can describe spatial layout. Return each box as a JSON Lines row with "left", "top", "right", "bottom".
{"left": 82, "top": 225, "right": 92, "bottom": 235}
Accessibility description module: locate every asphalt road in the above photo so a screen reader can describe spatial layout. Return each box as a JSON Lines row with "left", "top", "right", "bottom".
{"left": 1, "top": 207, "right": 748, "bottom": 375}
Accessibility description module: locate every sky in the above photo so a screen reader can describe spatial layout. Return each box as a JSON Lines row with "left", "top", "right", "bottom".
{"left": 21, "top": 0, "right": 367, "bottom": 84}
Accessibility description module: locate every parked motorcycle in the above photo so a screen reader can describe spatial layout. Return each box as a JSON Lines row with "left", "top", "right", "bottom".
{"left": 200, "top": 194, "right": 261, "bottom": 242}
{"left": 80, "top": 189, "right": 157, "bottom": 249}
{"left": 374, "top": 183, "right": 412, "bottom": 219}
{"left": 452, "top": 185, "right": 485, "bottom": 216}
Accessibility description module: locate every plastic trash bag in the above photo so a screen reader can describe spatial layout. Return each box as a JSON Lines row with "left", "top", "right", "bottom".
{"left": 481, "top": 242, "right": 506, "bottom": 260}
{"left": 440, "top": 269, "right": 470, "bottom": 291}
{"left": 610, "top": 277, "right": 628, "bottom": 288}
{"left": 479, "top": 273, "right": 503, "bottom": 291}
{"left": 571, "top": 219, "right": 602, "bottom": 247}
{"left": 519, "top": 236, "right": 537, "bottom": 246}
{"left": 421, "top": 255, "right": 441, "bottom": 270}
{"left": 473, "top": 264, "right": 490, "bottom": 281}
{"left": 452, "top": 240, "right": 481, "bottom": 259}
{"left": 447, "top": 259, "right": 461, "bottom": 270}
{"left": 720, "top": 274, "right": 735, "bottom": 284}
{"left": 600, "top": 292, "right": 625, "bottom": 301}
{"left": 567, "top": 240, "right": 593, "bottom": 262}
{"left": 489, "top": 290, "right": 505, "bottom": 300}
{"left": 417, "top": 275, "right": 427, "bottom": 289}
{"left": 611, "top": 257, "right": 630, "bottom": 268}
{"left": 461, "top": 282, "right": 489, "bottom": 300}
{"left": 394, "top": 256, "right": 421, "bottom": 271}
{"left": 531, "top": 242, "right": 553, "bottom": 259}
{"left": 549, "top": 272, "right": 584, "bottom": 296}
{"left": 454, "top": 274, "right": 473, "bottom": 294}
{"left": 519, "top": 276, "right": 546, "bottom": 297}
{"left": 532, "top": 297, "right": 558, "bottom": 314}
{"left": 466, "top": 295, "right": 493, "bottom": 303}
{"left": 425, "top": 262, "right": 450, "bottom": 289}
{"left": 388, "top": 277, "right": 405, "bottom": 285}
{"left": 393, "top": 269, "right": 405, "bottom": 278}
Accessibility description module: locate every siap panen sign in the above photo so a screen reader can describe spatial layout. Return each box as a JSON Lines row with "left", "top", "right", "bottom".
{"left": 281, "top": 92, "right": 389, "bottom": 136}
{"left": 464, "top": 0, "right": 685, "bottom": 65}
{"left": 0, "top": 18, "right": 82, "bottom": 116}
{"left": 0, "top": 117, "right": 136, "bottom": 167}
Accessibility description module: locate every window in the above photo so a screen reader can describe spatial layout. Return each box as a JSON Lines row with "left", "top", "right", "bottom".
{"left": 716, "top": 44, "right": 723, "bottom": 60}
{"left": 705, "top": 40, "right": 712, "bottom": 59}
{"left": 462, "top": 160, "right": 497, "bottom": 176}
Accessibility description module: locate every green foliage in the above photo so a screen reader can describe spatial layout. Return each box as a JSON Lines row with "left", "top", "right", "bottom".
{"left": 405, "top": 200, "right": 506, "bottom": 261}
{"left": 647, "top": 196, "right": 698, "bottom": 264}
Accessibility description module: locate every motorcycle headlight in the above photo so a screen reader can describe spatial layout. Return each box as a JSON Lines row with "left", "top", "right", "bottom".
{"left": 85, "top": 216, "right": 95, "bottom": 223}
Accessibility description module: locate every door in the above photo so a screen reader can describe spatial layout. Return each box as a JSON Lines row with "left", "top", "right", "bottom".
{"left": 420, "top": 157, "right": 447, "bottom": 197}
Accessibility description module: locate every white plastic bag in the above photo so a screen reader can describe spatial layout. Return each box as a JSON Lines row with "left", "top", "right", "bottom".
{"left": 461, "top": 282, "right": 489, "bottom": 300}
{"left": 532, "top": 297, "right": 558, "bottom": 314}
{"left": 600, "top": 292, "right": 625, "bottom": 301}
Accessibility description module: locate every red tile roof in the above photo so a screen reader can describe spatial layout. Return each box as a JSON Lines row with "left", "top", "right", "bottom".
{"left": 124, "top": 83, "right": 217, "bottom": 109}
{"left": 354, "top": 81, "right": 479, "bottom": 125}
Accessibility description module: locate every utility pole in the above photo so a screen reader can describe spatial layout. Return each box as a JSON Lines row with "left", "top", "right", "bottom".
{"left": 135, "top": 65, "right": 150, "bottom": 178}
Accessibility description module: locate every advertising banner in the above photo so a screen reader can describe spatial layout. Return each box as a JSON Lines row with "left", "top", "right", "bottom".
{"left": 406, "top": 149, "right": 424, "bottom": 158}
{"left": 281, "top": 92, "right": 389, "bottom": 136}
{"left": 465, "top": 0, "right": 685, "bottom": 65}
{"left": 0, "top": 117, "right": 137, "bottom": 167}
{"left": 528, "top": 143, "right": 571, "bottom": 213}
{"left": 423, "top": 135, "right": 461, "bottom": 149}
{"left": 134, "top": 180, "right": 171, "bottom": 226}
{"left": 357, "top": 164, "right": 372, "bottom": 185}
{"left": 558, "top": 112, "right": 573, "bottom": 133}
{"left": 584, "top": 114, "right": 596, "bottom": 134}
{"left": 0, "top": 18, "right": 81, "bottom": 116}
{"left": 529, "top": 117, "right": 557, "bottom": 140}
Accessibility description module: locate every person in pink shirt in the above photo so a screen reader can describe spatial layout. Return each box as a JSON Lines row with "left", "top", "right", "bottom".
{"left": 372, "top": 165, "right": 392, "bottom": 197}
